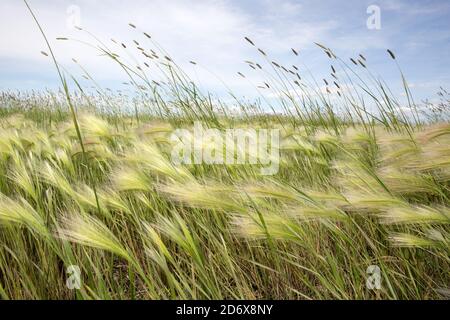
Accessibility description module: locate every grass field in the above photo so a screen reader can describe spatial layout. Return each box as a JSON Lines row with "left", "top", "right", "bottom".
{"left": 0, "top": 1, "right": 448, "bottom": 300}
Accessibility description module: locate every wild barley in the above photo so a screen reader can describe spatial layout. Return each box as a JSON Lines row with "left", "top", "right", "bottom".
{"left": 112, "top": 165, "right": 152, "bottom": 192}
{"left": 0, "top": 193, "right": 49, "bottom": 238}
{"left": 158, "top": 181, "right": 241, "bottom": 212}
{"left": 1, "top": 7, "right": 449, "bottom": 299}
{"left": 380, "top": 205, "right": 450, "bottom": 225}
{"left": 57, "top": 211, "right": 133, "bottom": 261}
{"left": 389, "top": 232, "right": 438, "bottom": 247}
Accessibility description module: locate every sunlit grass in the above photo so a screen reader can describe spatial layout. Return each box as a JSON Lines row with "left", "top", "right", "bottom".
{"left": 0, "top": 1, "right": 448, "bottom": 300}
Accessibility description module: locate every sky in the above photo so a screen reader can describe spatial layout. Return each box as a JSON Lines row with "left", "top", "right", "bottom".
{"left": 0, "top": 0, "right": 449, "bottom": 106}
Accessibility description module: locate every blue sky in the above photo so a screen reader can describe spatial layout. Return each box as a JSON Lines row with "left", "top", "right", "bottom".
{"left": 0, "top": 0, "right": 449, "bottom": 106}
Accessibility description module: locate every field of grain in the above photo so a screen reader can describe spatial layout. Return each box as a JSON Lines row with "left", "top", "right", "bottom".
{"left": 0, "top": 1, "right": 448, "bottom": 300}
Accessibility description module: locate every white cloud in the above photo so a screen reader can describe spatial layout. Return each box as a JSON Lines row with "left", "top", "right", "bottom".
{"left": 0, "top": 0, "right": 342, "bottom": 94}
